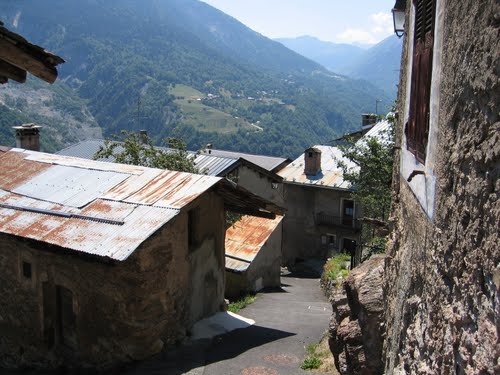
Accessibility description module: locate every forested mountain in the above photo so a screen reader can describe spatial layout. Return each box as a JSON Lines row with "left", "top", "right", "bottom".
{"left": 0, "top": 0, "right": 390, "bottom": 157}
{"left": 277, "top": 35, "right": 403, "bottom": 99}
{"left": 340, "top": 35, "right": 403, "bottom": 97}
{"left": 276, "top": 36, "right": 365, "bottom": 74}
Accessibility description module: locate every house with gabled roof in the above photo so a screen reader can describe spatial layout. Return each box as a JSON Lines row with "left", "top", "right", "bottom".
{"left": 0, "top": 147, "right": 281, "bottom": 369}
{"left": 278, "top": 144, "right": 361, "bottom": 266}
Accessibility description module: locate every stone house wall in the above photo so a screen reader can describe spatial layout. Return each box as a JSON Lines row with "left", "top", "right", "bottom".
{"left": 384, "top": 0, "right": 499, "bottom": 373}
{"left": 235, "top": 164, "right": 285, "bottom": 207}
{"left": 282, "top": 183, "right": 360, "bottom": 265}
{"left": 0, "top": 191, "right": 226, "bottom": 369}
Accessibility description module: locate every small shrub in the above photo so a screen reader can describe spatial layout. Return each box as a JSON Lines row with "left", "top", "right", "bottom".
{"left": 301, "top": 356, "right": 322, "bottom": 370}
{"left": 227, "top": 294, "right": 256, "bottom": 313}
{"left": 322, "top": 253, "right": 351, "bottom": 288}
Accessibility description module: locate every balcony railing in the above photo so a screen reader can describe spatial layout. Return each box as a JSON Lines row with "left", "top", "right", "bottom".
{"left": 316, "top": 212, "right": 361, "bottom": 231}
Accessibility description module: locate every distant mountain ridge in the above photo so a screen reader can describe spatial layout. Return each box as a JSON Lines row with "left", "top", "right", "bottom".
{"left": 0, "top": 0, "right": 391, "bottom": 157}
{"left": 275, "top": 36, "right": 366, "bottom": 73}
{"left": 277, "top": 35, "right": 403, "bottom": 98}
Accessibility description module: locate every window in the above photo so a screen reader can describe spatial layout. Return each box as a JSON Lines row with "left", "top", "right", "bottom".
{"left": 22, "top": 261, "right": 32, "bottom": 279}
{"left": 406, "top": 0, "right": 436, "bottom": 163}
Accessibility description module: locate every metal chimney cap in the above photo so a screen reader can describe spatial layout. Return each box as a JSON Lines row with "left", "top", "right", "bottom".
{"left": 12, "top": 123, "right": 42, "bottom": 130}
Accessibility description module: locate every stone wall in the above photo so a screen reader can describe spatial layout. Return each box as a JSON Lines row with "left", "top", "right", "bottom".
{"left": 384, "top": 1, "right": 499, "bottom": 373}
{"left": 327, "top": 255, "right": 386, "bottom": 375}
{"left": 0, "top": 191, "right": 226, "bottom": 370}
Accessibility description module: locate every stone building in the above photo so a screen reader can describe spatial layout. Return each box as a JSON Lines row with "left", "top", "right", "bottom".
{"left": 225, "top": 215, "right": 283, "bottom": 298}
{"left": 384, "top": 0, "right": 499, "bottom": 373}
{"left": 278, "top": 145, "right": 361, "bottom": 266}
{"left": 0, "top": 147, "right": 280, "bottom": 369}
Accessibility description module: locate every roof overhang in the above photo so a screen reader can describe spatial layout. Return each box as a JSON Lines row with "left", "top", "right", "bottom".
{"left": 214, "top": 179, "right": 284, "bottom": 219}
{"left": 0, "top": 21, "right": 64, "bottom": 84}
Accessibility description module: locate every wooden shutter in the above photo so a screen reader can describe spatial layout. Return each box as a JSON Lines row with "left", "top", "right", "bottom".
{"left": 407, "top": 0, "right": 436, "bottom": 163}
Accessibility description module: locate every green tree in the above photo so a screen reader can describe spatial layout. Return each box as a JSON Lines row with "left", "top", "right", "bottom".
{"left": 337, "top": 116, "right": 395, "bottom": 256}
{"left": 93, "top": 130, "right": 198, "bottom": 173}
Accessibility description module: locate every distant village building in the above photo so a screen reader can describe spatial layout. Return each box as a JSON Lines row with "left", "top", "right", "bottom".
{"left": 278, "top": 145, "right": 361, "bottom": 266}
{"left": 0, "top": 147, "right": 280, "bottom": 369}
{"left": 383, "top": 0, "right": 499, "bottom": 373}
{"left": 225, "top": 215, "right": 283, "bottom": 298}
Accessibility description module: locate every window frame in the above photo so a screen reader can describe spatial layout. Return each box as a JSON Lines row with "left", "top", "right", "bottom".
{"left": 406, "top": 0, "right": 436, "bottom": 164}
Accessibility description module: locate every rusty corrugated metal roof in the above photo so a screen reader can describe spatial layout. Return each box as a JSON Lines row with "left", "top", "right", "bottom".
{"left": 0, "top": 149, "right": 217, "bottom": 261}
{"left": 0, "top": 149, "right": 282, "bottom": 262}
{"left": 277, "top": 145, "right": 357, "bottom": 190}
{"left": 225, "top": 215, "right": 283, "bottom": 273}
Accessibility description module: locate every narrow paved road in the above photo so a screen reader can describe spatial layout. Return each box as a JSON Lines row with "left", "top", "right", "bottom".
{"left": 126, "top": 263, "right": 333, "bottom": 375}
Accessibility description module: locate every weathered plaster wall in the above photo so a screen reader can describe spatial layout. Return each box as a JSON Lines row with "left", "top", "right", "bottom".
{"left": 282, "top": 183, "right": 359, "bottom": 265}
{"left": 0, "top": 192, "right": 226, "bottom": 370}
{"left": 384, "top": 1, "right": 499, "bottom": 373}
{"left": 236, "top": 164, "right": 284, "bottom": 207}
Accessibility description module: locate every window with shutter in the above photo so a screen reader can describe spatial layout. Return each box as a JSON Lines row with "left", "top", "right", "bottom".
{"left": 406, "top": 0, "right": 436, "bottom": 164}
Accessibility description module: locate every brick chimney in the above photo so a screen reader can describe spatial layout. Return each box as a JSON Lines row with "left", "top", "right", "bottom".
{"left": 304, "top": 147, "right": 322, "bottom": 176}
{"left": 13, "top": 123, "right": 42, "bottom": 151}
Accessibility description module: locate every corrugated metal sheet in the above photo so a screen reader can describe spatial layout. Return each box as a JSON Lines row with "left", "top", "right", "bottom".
{"left": 0, "top": 188, "right": 178, "bottom": 261}
{"left": 154, "top": 174, "right": 220, "bottom": 208}
{"left": 225, "top": 215, "right": 283, "bottom": 272}
{"left": 56, "top": 140, "right": 240, "bottom": 177}
{"left": 199, "top": 149, "right": 289, "bottom": 172}
{"left": 13, "top": 165, "right": 129, "bottom": 208}
{"left": 193, "top": 153, "right": 238, "bottom": 176}
{"left": 0, "top": 149, "right": 281, "bottom": 262}
{"left": 277, "top": 145, "right": 357, "bottom": 190}
{"left": 0, "top": 150, "right": 52, "bottom": 191}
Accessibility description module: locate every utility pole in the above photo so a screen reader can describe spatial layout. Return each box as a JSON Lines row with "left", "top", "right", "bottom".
{"left": 375, "top": 99, "right": 382, "bottom": 115}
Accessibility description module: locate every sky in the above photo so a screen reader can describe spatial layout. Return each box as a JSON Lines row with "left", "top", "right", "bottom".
{"left": 201, "top": 0, "right": 395, "bottom": 45}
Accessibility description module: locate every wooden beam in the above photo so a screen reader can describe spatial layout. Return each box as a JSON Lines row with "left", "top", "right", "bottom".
{"left": 0, "top": 37, "right": 57, "bottom": 83}
{"left": 0, "top": 60, "right": 26, "bottom": 83}
{"left": 224, "top": 205, "right": 276, "bottom": 219}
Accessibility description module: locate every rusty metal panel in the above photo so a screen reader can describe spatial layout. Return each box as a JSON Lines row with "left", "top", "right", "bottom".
{"left": 122, "top": 170, "right": 191, "bottom": 205}
{"left": 12, "top": 165, "right": 129, "bottom": 208}
{"left": 0, "top": 191, "right": 179, "bottom": 261}
{"left": 0, "top": 150, "right": 51, "bottom": 191}
{"left": 102, "top": 169, "right": 163, "bottom": 202}
{"left": 154, "top": 174, "right": 221, "bottom": 208}
{"left": 225, "top": 215, "right": 283, "bottom": 272}
{"left": 24, "top": 150, "right": 147, "bottom": 175}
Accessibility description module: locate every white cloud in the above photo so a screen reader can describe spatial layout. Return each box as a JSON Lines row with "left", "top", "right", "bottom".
{"left": 370, "top": 12, "right": 393, "bottom": 34}
{"left": 336, "top": 11, "right": 393, "bottom": 44}
{"left": 336, "top": 29, "right": 377, "bottom": 44}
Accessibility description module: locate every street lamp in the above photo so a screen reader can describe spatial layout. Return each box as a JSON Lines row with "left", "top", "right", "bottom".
{"left": 392, "top": 0, "right": 406, "bottom": 38}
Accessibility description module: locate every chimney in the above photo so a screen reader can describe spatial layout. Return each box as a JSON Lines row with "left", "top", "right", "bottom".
{"left": 304, "top": 147, "right": 322, "bottom": 176}
{"left": 13, "top": 123, "right": 42, "bottom": 151}
{"left": 139, "top": 129, "right": 148, "bottom": 144}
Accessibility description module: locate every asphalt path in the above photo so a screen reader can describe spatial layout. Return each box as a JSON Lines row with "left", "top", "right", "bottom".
{"left": 125, "top": 262, "right": 333, "bottom": 375}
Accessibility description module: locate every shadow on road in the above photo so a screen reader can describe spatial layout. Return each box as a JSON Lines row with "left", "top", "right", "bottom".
{"left": 121, "top": 325, "right": 295, "bottom": 375}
